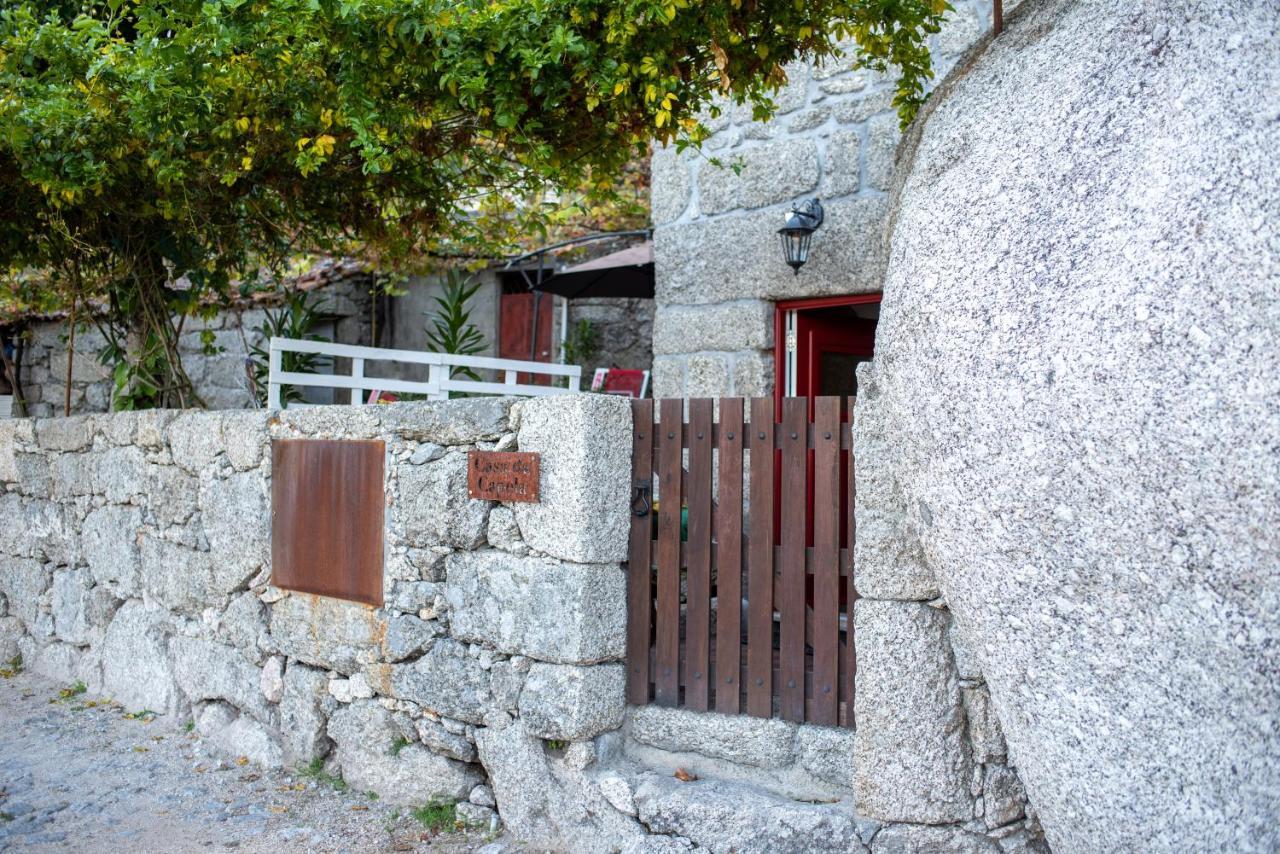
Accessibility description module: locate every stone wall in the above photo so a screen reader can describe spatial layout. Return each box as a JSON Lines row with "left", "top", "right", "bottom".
{"left": 0, "top": 393, "right": 1042, "bottom": 851}
{"left": 14, "top": 275, "right": 371, "bottom": 418}
{"left": 12, "top": 269, "right": 652, "bottom": 417}
{"left": 649, "top": 1, "right": 992, "bottom": 399}
{"left": 568, "top": 297, "right": 656, "bottom": 379}
{"left": 0, "top": 396, "right": 635, "bottom": 837}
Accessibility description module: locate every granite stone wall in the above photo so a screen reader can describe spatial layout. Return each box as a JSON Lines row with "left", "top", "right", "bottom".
{"left": 649, "top": 1, "right": 993, "bottom": 399}
{"left": 567, "top": 297, "right": 656, "bottom": 380}
{"left": 0, "top": 396, "right": 632, "bottom": 836}
{"left": 14, "top": 275, "right": 371, "bottom": 418}
{"left": 0, "top": 393, "right": 1042, "bottom": 851}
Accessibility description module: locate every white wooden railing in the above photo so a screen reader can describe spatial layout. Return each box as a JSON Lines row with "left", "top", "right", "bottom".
{"left": 267, "top": 337, "right": 581, "bottom": 409}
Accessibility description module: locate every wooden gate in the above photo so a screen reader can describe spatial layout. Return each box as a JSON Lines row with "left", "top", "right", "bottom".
{"left": 626, "top": 397, "right": 856, "bottom": 727}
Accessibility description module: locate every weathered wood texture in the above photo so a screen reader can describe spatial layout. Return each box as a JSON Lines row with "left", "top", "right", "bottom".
{"left": 626, "top": 397, "right": 855, "bottom": 727}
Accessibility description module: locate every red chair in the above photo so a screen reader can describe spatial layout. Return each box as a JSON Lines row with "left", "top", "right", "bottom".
{"left": 592, "top": 368, "right": 650, "bottom": 398}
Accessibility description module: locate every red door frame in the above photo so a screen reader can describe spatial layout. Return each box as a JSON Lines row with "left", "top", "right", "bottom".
{"left": 772, "top": 294, "right": 882, "bottom": 605}
{"left": 773, "top": 293, "right": 883, "bottom": 410}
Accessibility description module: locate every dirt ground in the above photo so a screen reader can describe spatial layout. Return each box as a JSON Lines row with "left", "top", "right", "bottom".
{"left": 0, "top": 669, "right": 498, "bottom": 853}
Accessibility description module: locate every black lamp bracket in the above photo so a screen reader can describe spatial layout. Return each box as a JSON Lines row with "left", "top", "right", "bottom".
{"left": 789, "top": 198, "right": 824, "bottom": 229}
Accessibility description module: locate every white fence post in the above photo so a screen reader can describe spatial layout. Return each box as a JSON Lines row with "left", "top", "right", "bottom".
{"left": 267, "top": 340, "right": 283, "bottom": 410}
{"left": 350, "top": 357, "right": 365, "bottom": 405}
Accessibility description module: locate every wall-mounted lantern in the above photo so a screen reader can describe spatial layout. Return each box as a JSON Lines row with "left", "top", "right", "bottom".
{"left": 778, "top": 198, "right": 824, "bottom": 275}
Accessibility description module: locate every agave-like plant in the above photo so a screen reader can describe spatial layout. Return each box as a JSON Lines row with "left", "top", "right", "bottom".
{"left": 247, "top": 291, "right": 330, "bottom": 407}
{"left": 423, "top": 270, "right": 487, "bottom": 383}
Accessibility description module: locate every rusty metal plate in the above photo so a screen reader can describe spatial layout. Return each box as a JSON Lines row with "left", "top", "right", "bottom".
{"left": 467, "top": 451, "right": 540, "bottom": 502}
{"left": 272, "top": 439, "right": 385, "bottom": 606}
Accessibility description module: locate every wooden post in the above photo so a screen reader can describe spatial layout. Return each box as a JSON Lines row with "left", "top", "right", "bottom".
{"left": 684, "top": 398, "right": 713, "bottom": 711}
{"left": 655, "top": 398, "right": 683, "bottom": 706}
{"left": 811, "top": 397, "right": 841, "bottom": 725}
{"left": 845, "top": 397, "right": 858, "bottom": 727}
{"left": 267, "top": 339, "right": 282, "bottom": 410}
{"left": 350, "top": 357, "right": 364, "bottom": 405}
{"left": 715, "top": 397, "right": 745, "bottom": 715}
{"left": 747, "top": 397, "right": 775, "bottom": 718}
{"left": 778, "top": 398, "right": 807, "bottom": 722}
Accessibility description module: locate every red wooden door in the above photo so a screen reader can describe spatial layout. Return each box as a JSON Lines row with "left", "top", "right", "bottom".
{"left": 499, "top": 291, "right": 554, "bottom": 384}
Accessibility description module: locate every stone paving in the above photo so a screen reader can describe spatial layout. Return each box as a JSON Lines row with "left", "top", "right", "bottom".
{"left": 0, "top": 669, "right": 493, "bottom": 853}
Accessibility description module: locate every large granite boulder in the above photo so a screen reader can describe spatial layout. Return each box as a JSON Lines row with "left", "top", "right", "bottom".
{"left": 864, "top": 1, "right": 1279, "bottom": 850}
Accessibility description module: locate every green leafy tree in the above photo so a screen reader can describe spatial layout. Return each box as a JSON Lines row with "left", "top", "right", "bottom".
{"left": 0, "top": 0, "right": 949, "bottom": 407}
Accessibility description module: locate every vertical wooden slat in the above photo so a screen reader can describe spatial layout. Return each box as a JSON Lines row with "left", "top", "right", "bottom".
{"left": 626, "top": 399, "right": 655, "bottom": 706}
{"left": 655, "top": 398, "right": 684, "bottom": 706}
{"left": 779, "top": 397, "right": 807, "bottom": 722}
{"left": 845, "top": 397, "right": 858, "bottom": 727}
{"left": 715, "top": 398, "right": 744, "bottom": 715}
{"left": 684, "top": 399, "right": 713, "bottom": 711}
{"left": 746, "top": 397, "right": 775, "bottom": 718}
{"left": 811, "top": 397, "right": 841, "bottom": 726}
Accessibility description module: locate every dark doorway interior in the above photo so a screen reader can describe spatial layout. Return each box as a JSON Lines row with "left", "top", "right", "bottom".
{"left": 775, "top": 295, "right": 881, "bottom": 413}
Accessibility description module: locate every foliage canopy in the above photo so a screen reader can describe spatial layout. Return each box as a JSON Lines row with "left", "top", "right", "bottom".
{"left": 0, "top": 0, "right": 949, "bottom": 406}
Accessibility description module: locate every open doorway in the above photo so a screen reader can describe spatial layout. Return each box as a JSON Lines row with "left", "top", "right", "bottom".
{"left": 775, "top": 294, "right": 881, "bottom": 411}
{"left": 772, "top": 294, "right": 881, "bottom": 570}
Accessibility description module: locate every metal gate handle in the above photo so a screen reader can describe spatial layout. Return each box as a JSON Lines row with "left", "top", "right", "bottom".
{"left": 631, "top": 480, "right": 651, "bottom": 518}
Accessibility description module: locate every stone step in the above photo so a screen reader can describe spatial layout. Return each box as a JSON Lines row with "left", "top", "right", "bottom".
{"left": 629, "top": 771, "right": 867, "bottom": 854}
{"left": 621, "top": 705, "right": 854, "bottom": 804}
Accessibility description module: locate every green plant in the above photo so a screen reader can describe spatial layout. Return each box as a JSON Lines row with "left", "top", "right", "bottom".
{"left": 247, "top": 291, "right": 330, "bottom": 407}
{"left": 390, "top": 736, "right": 411, "bottom": 758}
{"left": 55, "top": 680, "right": 87, "bottom": 701}
{"left": 100, "top": 329, "right": 167, "bottom": 411}
{"left": 423, "top": 271, "right": 487, "bottom": 383}
{"left": 299, "top": 757, "right": 347, "bottom": 791}
{"left": 184, "top": 721, "right": 195, "bottom": 733}
{"left": 561, "top": 318, "right": 600, "bottom": 372}
{"left": 410, "top": 800, "right": 459, "bottom": 834}
{"left": 544, "top": 739, "right": 569, "bottom": 751}
{"left": 0, "top": 654, "right": 21, "bottom": 678}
